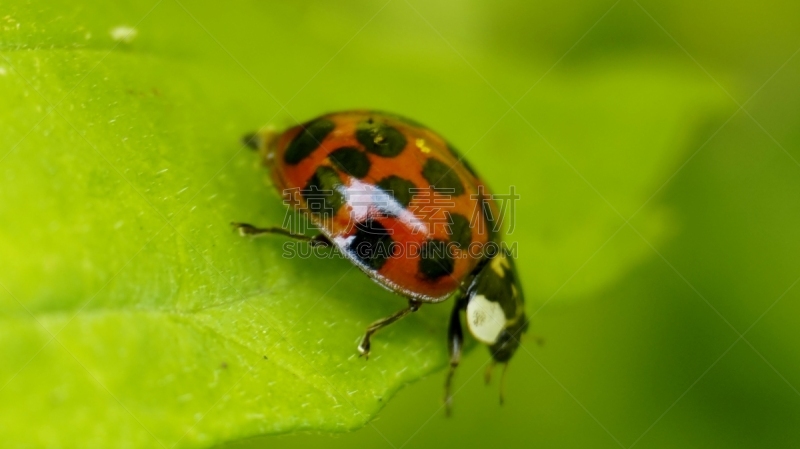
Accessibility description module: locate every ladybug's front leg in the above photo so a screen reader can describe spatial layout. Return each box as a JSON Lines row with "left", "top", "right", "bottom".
{"left": 358, "top": 300, "right": 421, "bottom": 359}
{"left": 231, "top": 222, "right": 331, "bottom": 247}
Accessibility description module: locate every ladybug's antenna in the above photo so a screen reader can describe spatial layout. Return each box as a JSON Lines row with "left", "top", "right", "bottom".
{"left": 241, "top": 132, "right": 260, "bottom": 151}
{"left": 522, "top": 334, "right": 546, "bottom": 347}
{"left": 240, "top": 127, "right": 279, "bottom": 166}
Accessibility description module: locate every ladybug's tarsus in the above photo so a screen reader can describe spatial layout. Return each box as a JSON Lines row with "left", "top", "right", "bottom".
{"left": 231, "top": 222, "right": 331, "bottom": 247}
{"left": 357, "top": 341, "right": 370, "bottom": 359}
{"left": 358, "top": 300, "right": 421, "bottom": 359}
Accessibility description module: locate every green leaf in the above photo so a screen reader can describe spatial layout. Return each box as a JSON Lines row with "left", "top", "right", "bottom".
{"left": 0, "top": 1, "right": 727, "bottom": 448}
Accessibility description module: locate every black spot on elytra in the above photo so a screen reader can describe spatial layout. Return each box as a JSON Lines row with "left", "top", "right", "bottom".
{"left": 356, "top": 121, "right": 406, "bottom": 157}
{"left": 284, "top": 119, "right": 336, "bottom": 165}
{"left": 303, "top": 166, "right": 344, "bottom": 218}
{"left": 422, "top": 158, "right": 465, "bottom": 196}
{"left": 419, "top": 238, "right": 455, "bottom": 281}
{"left": 329, "top": 146, "right": 370, "bottom": 178}
{"left": 349, "top": 219, "right": 396, "bottom": 270}
{"left": 446, "top": 212, "right": 472, "bottom": 249}
{"left": 376, "top": 175, "right": 417, "bottom": 208}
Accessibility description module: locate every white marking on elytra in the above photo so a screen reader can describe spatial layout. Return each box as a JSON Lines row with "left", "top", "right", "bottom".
{"left": 466, "top": 294, "right": 507, "bottom": 344}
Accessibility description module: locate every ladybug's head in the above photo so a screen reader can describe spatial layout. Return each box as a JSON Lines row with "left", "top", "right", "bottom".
{"left": 464, "top": 247, "right": 528, "bottom": 363}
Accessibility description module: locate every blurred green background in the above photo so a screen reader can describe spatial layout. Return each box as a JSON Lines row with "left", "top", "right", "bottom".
{"left": 2, "top": 0, "right": 799, "bottom": 448}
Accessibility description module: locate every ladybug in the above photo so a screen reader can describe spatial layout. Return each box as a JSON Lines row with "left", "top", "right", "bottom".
{"left": 234, "top": 111, "right": 528, "bottom": 412}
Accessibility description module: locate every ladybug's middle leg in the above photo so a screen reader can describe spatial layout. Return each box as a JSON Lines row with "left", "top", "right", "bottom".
{"left": 231, "top": 222, "right": 331, "bottom": 247}
{"left": 358, "top": 300, "right": 421, "bottom": 359}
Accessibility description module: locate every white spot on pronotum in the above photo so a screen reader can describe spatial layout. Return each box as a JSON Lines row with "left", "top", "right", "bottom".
{"left": 466, "top": 294, "right": 507, "bottom": 344}
{"left": 110, "top": 25, "right": 137, "bottom": 43}
{"left": 0, "top": 67, "right": 6, "bottom": 76}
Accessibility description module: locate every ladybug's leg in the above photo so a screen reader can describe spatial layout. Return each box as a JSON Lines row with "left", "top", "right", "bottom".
{"left": 484, "top": 361, "right": 510, "bottom": 405}
{"left": 484, "top": 361, "right": 495, "bottom": 384}
{"left": 231, "top": 222, "right": 331, "bottom": 247}
{"left": 444, "top": 297, "right": 466, "bottom": 416}
{"left": 358, "top": 300, "right": 421, "bottom": 359}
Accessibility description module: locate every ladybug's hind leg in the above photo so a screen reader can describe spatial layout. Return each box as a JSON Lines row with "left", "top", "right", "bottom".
{"left": 444, "top": 296, "right": 466, "bottom": 416}
{"left": 358, "top": 300, "right": 421, "bottom": 359}
{"left": 231, "top": 222, "right": 331, "bottom": 247}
